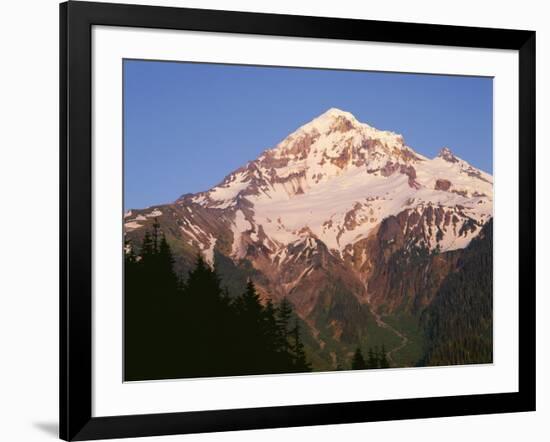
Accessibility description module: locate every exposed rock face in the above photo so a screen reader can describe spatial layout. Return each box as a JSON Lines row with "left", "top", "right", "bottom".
{"left": 438, "top": 147, "right": 459, "bottom": 163}
{"left": 328, "top": 115, "right": 355, "bottom": 134}
{"left": 124, "top": 108, "right": 493, "bottom": 366}
{"left": 344, "top": 207, "right": 471, "bottom": 314}
{"left": 435, "top": 178, "right": 452, "bottom": 191}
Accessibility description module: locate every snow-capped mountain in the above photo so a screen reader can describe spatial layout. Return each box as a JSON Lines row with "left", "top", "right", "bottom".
{"left": 124, "top": 108, "right": 493, "bottom": 365}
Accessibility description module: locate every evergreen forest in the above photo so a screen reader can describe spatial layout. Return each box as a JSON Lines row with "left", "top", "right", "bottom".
{"left": 124, "top": 221, "right": 311, "bottom": 380}
{"left": 124, "top": 219, "right": 493, "bottom": 380}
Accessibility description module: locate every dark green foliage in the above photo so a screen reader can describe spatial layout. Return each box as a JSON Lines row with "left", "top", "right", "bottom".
{"left": 419, "top": 220, "right": 493, "bottom": 366}
{"left": 307, "top": 283, "right": 401, "bottom": 370}
{"left": 276, "top": 297, "right": 293, "bottom": 353}
{"left": 124, "top": 225, "right": 311, "bottom": 380}
{"left": 351, "top": 348, "right": 366, "bottom": 370}
{"left": 367, "top": 347, "right": 378, "bottom": 369}
{"left": 379, "top": 310, "right": 426, "bottom": 367}
{"left": 125, "top": 217, "right": 493, "bottom": 378}
{"left": 290, "top": 321, "right": 312, "bottom": 372}
{"left": 213, "top": 251, "right": 264, "bottom": 298}
{"left": 379, "top": 345, "right": 390, "bottom": 368}
{"left": 350, "top": 345, "right": 390, "bottom": 370}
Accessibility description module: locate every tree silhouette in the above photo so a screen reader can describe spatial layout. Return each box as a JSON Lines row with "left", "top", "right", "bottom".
{"left": 262, "top": 298, "right": 283, "bottom": 369}
{"left": 351, "top": 347, "right": 367, "bottom": 370}
{"left": 290, "top": 321, "right": 311, "bottom": 372}
{"left": 379, "top": 345, "right": 390, "bottom": 368}
{"left": 124, "top": 221, "right": 183, "bottom": 380}
{"left": 367, "top": 347, "right": 378, "bottom": 369}
{"left": 276, "top": 297, "right": 293, "bottom": 355}
{"left": 124, "top": 226, "right": 312, "bottom": 380}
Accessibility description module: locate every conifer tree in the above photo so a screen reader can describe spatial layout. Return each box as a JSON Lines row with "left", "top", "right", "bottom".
{"left": 233, "top": 280, "right": 266, "bottom": 372}
{"left": 125, "top": 224, "right": 183, "bottom": 380}
{"left": 156, "top": 233, "right": 179, "bottom": 294}
{"left": 262, "top": 299, "right": 281, "bottom": 364}
{"left": 290, "top": 320, "right": 311, "bottom": 372}
{"left": 367, "top": 347, "right": 378, "bottom": 369}
{"left": 351, "top": 347, "right": 367, "bottom": 370}
{"left": 182, "top": 254, "right": 231, "bottom": 376}
{"left": 420, "top": 219, "right": 493, "bottom": 366}
{"left": 124, "top": 237, "right": 144, "bottom": 380}
{"left": 151, "top": 218, "right": 160, "bottom": 252}
{"left": 276, "top": 297, "right": 293, "bottom": 354}
{"left": 379, "top": 344, "right": 390, "bottom": 368}
{"left": 236, "top": 280, "right": 263, "bottom": 321}
{"left": 124, "top": 226, "right": 312, "bottom": 380}
{"left": 140, "top": 231, "right": 154, "bottom": 261}
{"left": 184, "top": 254, "right": 223, "bottom": 306}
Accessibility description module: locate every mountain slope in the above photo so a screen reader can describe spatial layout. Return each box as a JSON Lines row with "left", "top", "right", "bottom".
{"left": 419, "top": 219, "right": 493, "bottom": 365}
{"left": 124, "top": 108, "right": 493, "bottom": 369}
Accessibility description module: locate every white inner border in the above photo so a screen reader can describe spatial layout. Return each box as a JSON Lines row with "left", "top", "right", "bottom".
{"left": 92, "top": 26, "right": 519, "bottom": 418}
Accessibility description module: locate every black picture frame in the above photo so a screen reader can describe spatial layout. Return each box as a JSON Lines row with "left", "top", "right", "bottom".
{"left": 60, "top": 1, "right": 536, "bottom": 440}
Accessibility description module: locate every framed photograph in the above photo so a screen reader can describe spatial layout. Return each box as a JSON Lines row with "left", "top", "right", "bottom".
{"left": 60, "top": 1, "right": 536, "bottom": 440}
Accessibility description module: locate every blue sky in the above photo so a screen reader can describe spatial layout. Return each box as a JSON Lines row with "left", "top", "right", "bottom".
{"left": 124, "top": 60, "right": 493, "bottom": 210}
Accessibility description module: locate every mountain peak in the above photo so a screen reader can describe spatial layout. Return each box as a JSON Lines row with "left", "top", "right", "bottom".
{"left": 129, "top": 111, "right": 493, "bottom": 276}
{"left": 321, "top": 107, "right": 357, "bottom": 119}
{"left": 299, "top": 108, "right": 361, "bottom": 134}
{"left": 262, "top": 108, "right": 410, "bottom": 173}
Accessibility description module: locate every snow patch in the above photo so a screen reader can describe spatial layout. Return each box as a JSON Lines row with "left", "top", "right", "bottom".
{"left": 125, "top": 221, "right": 143, "bottom": 231}
{"left": 201, "top": 235, "right": 217, "bottom": 266}
{"left": 146, "top": 209, "right": 163, "bottom": 217}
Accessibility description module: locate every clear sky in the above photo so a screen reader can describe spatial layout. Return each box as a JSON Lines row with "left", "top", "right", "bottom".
{"left": 124, "top": 60, "right": 493, "bottom": 210}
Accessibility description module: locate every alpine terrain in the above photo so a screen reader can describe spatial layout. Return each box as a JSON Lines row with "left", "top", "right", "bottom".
{"left": 124, "top": 108, "right": 493, "bottom": 373}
